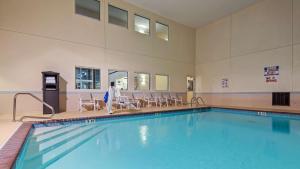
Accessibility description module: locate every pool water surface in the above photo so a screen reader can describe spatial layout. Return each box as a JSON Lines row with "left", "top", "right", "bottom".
{"left": 14, "top": 109, "right": 300, "bottom": 169}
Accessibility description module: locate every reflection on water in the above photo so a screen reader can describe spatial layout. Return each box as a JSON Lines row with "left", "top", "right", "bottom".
{"left": 139, "top": 125, "right": 149, "bottom": 145}
{"left": 272, "top": 118, "right": 290, "bottom": 134}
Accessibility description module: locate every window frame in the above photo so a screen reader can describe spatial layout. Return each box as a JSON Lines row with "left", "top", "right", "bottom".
{"left": 155, "top": 21, "right": 169, "bottom": 41}
{"left": 75, "top": 0, "right": 101, "bottom": 20}
{"left": 154, "top": 74, "right": 170, "bottom": 91}
{"left": 134, "top": 14, "right": 150, "bottom": 36}
{"left": 134, "top": 72, "right": 151, "bottom": 91}
{"left": 108, "top": 4, "right": 129, "bottom": 29}
{"left": 75, "top": 66, "right": 101, "bottom": 90}
{"left": 108, "top": 69, "right": 129, "bottom": 91}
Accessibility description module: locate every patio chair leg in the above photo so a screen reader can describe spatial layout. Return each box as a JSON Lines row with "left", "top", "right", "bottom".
{"left": 79, "top": 101, "right": 82, "bottom": 112}
{"left": 79, "top": 103, "right": 83, "bottom": 113}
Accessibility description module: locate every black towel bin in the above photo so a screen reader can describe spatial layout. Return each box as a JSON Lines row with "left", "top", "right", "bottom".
{"left": 42, "top": 71, "right": 60, "bottom": 114}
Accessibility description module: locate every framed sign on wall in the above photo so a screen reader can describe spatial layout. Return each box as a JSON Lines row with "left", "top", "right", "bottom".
{"left": 221, "top": 78, "right": 229, "bottom": 88}
{"left": 264, "top": 66, "right": 279, "bottom": 83}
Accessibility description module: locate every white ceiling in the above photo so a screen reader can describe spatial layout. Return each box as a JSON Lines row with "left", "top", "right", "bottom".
{"left": 123, "top": 0, "right": 259, "bottom": 28}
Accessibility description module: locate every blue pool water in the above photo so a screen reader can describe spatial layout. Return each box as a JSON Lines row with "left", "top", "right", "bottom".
{"left": 14, "top": 108, "right": 300, "bottom": 169}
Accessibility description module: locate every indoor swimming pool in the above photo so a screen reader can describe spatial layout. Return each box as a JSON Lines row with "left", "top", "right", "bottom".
{"left": 14, "top": 108, "right": 300, "bottom": 169}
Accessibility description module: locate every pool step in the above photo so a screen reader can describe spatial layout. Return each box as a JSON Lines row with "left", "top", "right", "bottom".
{"left": 25, "top": 124, "right": 101, "bottom": 160}
{"left": 38, "top": 125, "right": 96, "bottom": 152}
{"left": 23, "top": 125, "right": 107, "bottom": 169}
{"left": 24, "top": 126, "right": 107, "bottom": 168}
{"left": 32, "top": 126, "right": 67, "bottom": 137}
{"left": 34, "top": 125, "right": 86, "bottom": 143}
{"left": 22, "top": 124, "right": 107, "bottom": 168}
{"left": 41, "top": 126, "right": 106, "bottom": 168}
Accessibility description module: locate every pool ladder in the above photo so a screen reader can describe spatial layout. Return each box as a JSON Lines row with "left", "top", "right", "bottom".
{"left": 13, "top": 92, "right": 55, "bottom": 122}
{"left": 190, "top": 96, "right": 206, "bottom": 107}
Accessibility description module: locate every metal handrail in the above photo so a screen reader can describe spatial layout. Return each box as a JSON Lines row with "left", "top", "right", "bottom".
{"left": 197, "top": 97, "right": 206, "bottom": 105}
{"left": 13, "top": 92, "right": 55, "bottom": 122}
{"left": 190, "top": 96, "right": 206, "bottom": 107}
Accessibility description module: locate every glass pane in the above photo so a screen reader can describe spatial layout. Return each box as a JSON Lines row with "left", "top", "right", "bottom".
{"left": 75, "top": 67, "right": 81, "bottom": 81}
{"left": 80, "top": 68, "right": 93, "bottom": 80}
{"left": 108, "top": 70, "right": 128, "bottom": 90}
{"left": 81, "top": 82, "right": 93, "bottom": 89}
{"left": 134, "top": 15, "right": 150, "bottom": 35}
{"left": 108, "top": 5, "right": 128, "bottom": 28}
{"left": 134, "top": 73, "right": 150, "bottom": 91}
{"left": 75, "top": 0, "right": 100, "bottom": 20}
{"left": 76, "top": 82, "right": 81, "bottom": 89}
{"left": 156, "top": 22, "right": 169, "bottom": 41}
{"left": 155, "top": 75, "right": 169, "bottom": 91}
{"left": 94, "top": 69, "right": 101, "bottom": 89}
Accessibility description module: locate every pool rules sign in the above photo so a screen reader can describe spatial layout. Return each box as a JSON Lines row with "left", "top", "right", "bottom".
{"left": 264, "top": 66, "right": 279, "bottom": 83}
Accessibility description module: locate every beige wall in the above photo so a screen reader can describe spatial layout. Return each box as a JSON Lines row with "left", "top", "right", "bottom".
{"left": 0, "top": 0, "right": 195, "bottom": 115}
{"left": 195, "top": 0, "right": 300, "bottom": 110}
{"left": 1, "top": 0, "right": 298, "bottom": 115}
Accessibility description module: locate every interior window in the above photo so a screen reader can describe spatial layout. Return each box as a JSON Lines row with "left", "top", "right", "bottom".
{"left": 155, "top": 75, "right": 169, "bottom": 91}
{"left": 75, "top": 0, "right": 100, "bottom": 20}
{"left": 156, "top": 22, "right": 169, "bottom": 41}
{"left": 108, "top": 70, "right": 128, "bottom": 90}
{"left": 108, "top": 5, "right": 128, "bottom": 28}
{"left": 75, "top": 67, "right": 100, "bottom": 89}
{"left": 134, "top": 73, "right": 150, "bottom": 90}
{"left": 134, "top": 14, "right": 150, "bottom": 35}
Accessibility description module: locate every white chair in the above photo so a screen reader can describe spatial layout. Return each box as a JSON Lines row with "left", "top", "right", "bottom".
{"left": 134, "top": 92, "right": 153, "bottom": 108}
{"left": 128, "top": 96, "right": 141, "bottom": 110}
{"left": 162, "top": 93, "right": 172, "bottom": 105}
{"left": 170, "top": 93, "right": 183, "bottom": 106}
{"left": 143, "top": 93, "right": 158, "bottom": 107}
{"left": 159, "top": 94, "right": 169, "bottom": 107}
{"left": 79, "top": 93, "right": 96, "bottom": 112}
{"left": 153, "top": 93, "right": 168, "bottom": 107}
{"left": 116, "top": 96, "right": 140, "bottom": 110}
{"left": 127, "top": 93, "right": 141, "bottom": 109}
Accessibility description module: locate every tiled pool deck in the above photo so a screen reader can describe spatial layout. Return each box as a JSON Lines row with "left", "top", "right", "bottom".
{"left": 0, "top": 105, "right": 299, "bottom": 169}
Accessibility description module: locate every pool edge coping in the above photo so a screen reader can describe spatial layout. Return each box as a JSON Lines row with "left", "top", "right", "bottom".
{"left": 32, "top": 107, "right": 210, "bottom": 125}
{"left": 0, "top": 123, "right": 32, "bottom": 169}
{"left": 210, "top": 105, "right": 300, "bottom": 115}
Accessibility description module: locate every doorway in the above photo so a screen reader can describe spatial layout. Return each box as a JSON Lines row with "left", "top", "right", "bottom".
{"left": 186, "top": 76, "right": 194, "bottom": 103}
